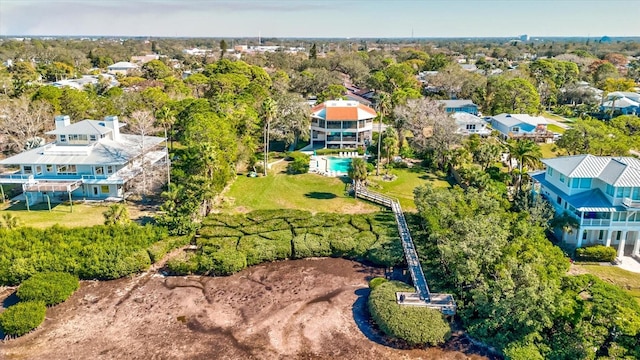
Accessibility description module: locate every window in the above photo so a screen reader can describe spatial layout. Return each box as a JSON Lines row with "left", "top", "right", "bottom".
{"left": 90, "top": 134, "right": 97, "bottom": 141}
{"left": 547, "top": 167, "right": 553, "bottom": 176}
{"left": 512, "top": 126, "right": 520, "bottom": 133}
{"left": 557, "top": 196, "right": 562, "bottom": 205}
{"left": 606, "top": 184, "right": 615, "bottom": 196}
{"left": 95, "top": 166, "right": 104, "bottom": 175}
{"left": 579, "top": 178, "right": 592, "bottom": 189}
{"left": 466, "top": 124, "right": 476, "bottom": 130}
{"left": 559, "top": 174, "right": 565, "bottom": 183}
{"left": 35, "top": 165, "right": 42, "bottom": 175}
{"left": 56, "top": 164, "right": 77, "bottom": 175}
{"left": 100, "top": 185, "right": 110, "bottom": 194}
{"left": 23, "top": 165, "right": 33, "bottom": 174}
{"left": 571, "top": 178, "right": 579, "bottom": 188}
{"left": 46, "top": 164, "right": 53, "bottom": 172}
{"left": 106, "top": 166, "right": 114, "bottom": 175}
{"left": 60, "top": 135, "right": 66, "bottom": 142}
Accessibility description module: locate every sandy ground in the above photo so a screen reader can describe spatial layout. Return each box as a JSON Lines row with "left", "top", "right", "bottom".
{"left": 1, "top": 258, "right": 495, "bottom": 360}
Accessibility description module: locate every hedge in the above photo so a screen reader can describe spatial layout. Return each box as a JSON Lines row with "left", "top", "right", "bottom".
{"left": 287, "top": 152, "right": 310, "bottom": 174}
{"left": 368, "top": 281, "right": 451, "bottom": 346}
{"left": 17, "top": 272, "right": 79, "bottom": 306}
{"left": 575, "top": 245, "right": 617, "bottom": 262}
{"left": 168, "top": 210, "right": 404, "bottom": 275}
{"left": 0, "top": 301, "right": 47, "bottom": 337}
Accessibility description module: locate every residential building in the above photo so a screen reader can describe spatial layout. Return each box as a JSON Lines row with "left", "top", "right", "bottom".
{"left": 0, "top": 115, "right": 166, "bottom": 205}
{"left": 107, "top": 61, "right": 139, "bottom": 75}
{"left": 600, "top": 91, "right": 640, "bottom": 115}
{"left": 489, "top": 113, "right": 553, "bottom": 142}
{"left": 437, "top": 99, "right": 479, "bottom": 115}
{"left": 130, "top": 54, "right": 160, "bottom": 65}
{"left": 451, "top": 113, "right": 491, "bottom": 136}
{"left": 531, "top": 155, "right": 640, "bottom": 257}
{"left": 310, "top": 100, "right": 376, "bottom": 149}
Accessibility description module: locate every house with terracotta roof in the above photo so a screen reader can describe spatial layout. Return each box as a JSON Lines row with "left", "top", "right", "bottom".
{"left": 0, "top": 115, "right": 166, "bottom": 205}
{"left": 531, "top": 155, "right": 640, "bottom": 258}
{"left": 310, "top": 100, "right": 377, "bottom": 149}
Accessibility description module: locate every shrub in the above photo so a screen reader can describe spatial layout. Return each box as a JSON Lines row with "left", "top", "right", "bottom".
{"left": 17, "top": 272, "right": 79, "bottom": 306}
{"left": 147, "top": 236, "right": 191, "bottom": 263}
{"left": 0, "top": 301, "right": 47, "bottom": 337}
{"left": 368, "top": 277, "right": 387, "bottom": 289}
{"left": 287, "top": 152, "right": 310, "bottom": 174}
{"left": 575, "top": 245, "right": 617, "bottom": 262}
{"left": 368, "top": 281, "right": 451, "bottom": 346}
{"left": 166, "top": 252, "right": 199, "bottom": 275}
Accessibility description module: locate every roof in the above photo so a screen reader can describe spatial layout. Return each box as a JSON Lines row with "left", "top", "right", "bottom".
{"left": 0, "top": 134, "right": 165, "bottom": 166}
{"left": 542, "top": 155, "right": 640, "bottom": 187}
{"left": 108, "top": 61, "right": 138, "bottom": 69}
{"left": 607, "top": 91, "right": 640, "bottom": 102}
{"left": 491, "top": 113, "right": 548, "bottom": 127}
{"left": 452, "top": 112, "right": 484, "bottom": 124}
{"left": 438, "top": 99, "right": 477, "bottom": 108}
{"left": 601, "top": 97, "right": 639, "bottom": 108}
{"left": 311, "top": 100, "right": 376, "bottom": 121}
{"left": 46, "top": 120, "right": 113, "bottom": 136}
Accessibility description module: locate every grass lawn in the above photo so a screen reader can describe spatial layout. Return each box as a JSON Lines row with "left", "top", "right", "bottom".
{"left": 539, "top": 143, "right": 559, "bottom": 158}
{"left": 547, "top": 124, "right": 566, "bottom": 134}
{"left": 359, "top": 166, "right": 450, "bottom": 211}
{"left": 0, "top": 201, "right": 109, "bottom": 228}
{"left": 225, "top": 161, "right": 380, "bottom": 214}
{"left": 572, "top": 264, "right": 640, "bottom": 304}
{"left": 543, "top": 111, "right": 572, "bottom": 123}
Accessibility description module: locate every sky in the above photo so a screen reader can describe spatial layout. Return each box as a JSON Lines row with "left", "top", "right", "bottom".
{"left": 0, "top": 0, "right": 639, "bottom": 38}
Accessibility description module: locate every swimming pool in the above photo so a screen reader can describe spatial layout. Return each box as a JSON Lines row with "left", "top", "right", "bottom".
{"left": 327, "top": 157, "right": 352, "bottom": 173}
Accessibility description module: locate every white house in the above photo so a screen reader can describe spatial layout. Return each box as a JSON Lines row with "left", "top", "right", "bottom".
{"left": 0, "top": 115, "right": 166, "bottom": 205}
{"left": 107, "top": 61, "right": 139, "bottom": 75}
{"left": 489, "top": 113, "right": 553, "bottom": 142}
{"left": 451, "top": 112, "right": 491, "bottom": 136}
{"left": 310, "top": 100, "right": 376, "bottom": 149}
{"left": 531, "top": 154, "right": 640, "bottom": 258}
{"left": 600, "top": 91, "right": 640, "bottom": 115}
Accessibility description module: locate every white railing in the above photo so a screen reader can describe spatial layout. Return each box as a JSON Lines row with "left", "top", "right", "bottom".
{"left": 623, "top": 198, "right": 640, "bottom": 209}
{"left": 0, "top": 173, "right": 34, "bottom": 183}
{"left": 581, "top": 219, "right": 611, "bottom": 227}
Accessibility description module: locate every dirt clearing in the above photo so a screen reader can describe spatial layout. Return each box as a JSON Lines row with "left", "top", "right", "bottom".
{"left": 1, "top": 258, "right": 493, "bottom": 359}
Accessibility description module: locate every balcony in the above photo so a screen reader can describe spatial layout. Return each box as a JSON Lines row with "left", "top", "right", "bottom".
{"left": 0, "top": 173, "right": 34, "bottom": 184}
{"left": 623, "top": 197, "right": 640, "bottom": 209}
{"left": 582, "top": 219, "right": 611, "bottom": 227}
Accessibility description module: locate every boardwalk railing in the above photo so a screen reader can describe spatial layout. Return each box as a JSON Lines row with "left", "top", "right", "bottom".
{"left": 354, "top": 185, "right": 456, "bottom": 315}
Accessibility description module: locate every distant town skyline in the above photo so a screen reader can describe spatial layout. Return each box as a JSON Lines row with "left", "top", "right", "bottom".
{"left": 1, "top": 0, "right": 639, "bottom": 38}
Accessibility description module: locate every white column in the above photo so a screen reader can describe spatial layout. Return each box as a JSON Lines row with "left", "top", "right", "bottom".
{"left": 577, "top": 229, "right": 585, "bottom": 248}
{"left": 618, "top": 231, "right": 627, "bottom": 258}
{"left": 605, "top": 230, "right": 612, "bottom": 247}
{"left": 633, "top": 232, "right": 640, "bottom": 256}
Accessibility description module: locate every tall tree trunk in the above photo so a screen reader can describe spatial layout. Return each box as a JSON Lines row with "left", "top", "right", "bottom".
{"left": 376, "top": 120, "right": 382, "bottom": 176}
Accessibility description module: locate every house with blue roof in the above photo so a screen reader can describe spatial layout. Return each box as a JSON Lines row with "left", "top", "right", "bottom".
{"left": 531, "top": 154, "right": 640, "bottom": 258}
{"left": 0, "top": 115, "right": 166, "bottom": 206}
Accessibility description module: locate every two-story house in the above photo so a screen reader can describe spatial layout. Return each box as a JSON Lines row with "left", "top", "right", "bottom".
{"left": 437, "top": 99, "right": 479, "bottom": 115}
{"left": 531, "top": 154, "right": 640, "bottom": 258}
{"left": 310, "top": 100, "right": 376, "bottom": 149}
{"left": 600, "top": 91, "right": 640, "bottom": 116}
{"left": 0, "top": 115, "right": 166, "bottom": 206}
{"left": 489, "top": 113, "right": 553, "bottom": 142}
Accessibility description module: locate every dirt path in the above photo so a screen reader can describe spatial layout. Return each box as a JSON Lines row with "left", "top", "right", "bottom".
{"left": 1, "top": 258, "right": 494, "bottom": 360}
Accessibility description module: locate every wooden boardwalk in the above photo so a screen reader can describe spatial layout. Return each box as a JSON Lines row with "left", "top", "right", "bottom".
{"left": 355, "top": 186, "right": 456, "bottom": 315}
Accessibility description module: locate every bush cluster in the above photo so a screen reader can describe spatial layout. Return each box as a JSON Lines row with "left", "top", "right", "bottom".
{"left": 286, "top": 152, "right": 310, "bottom": 174}
{"left": 0, "top": 224, "right": 167, "bottom": 285}
{"left": 0, "top": 301, "right": 47, "bottom": 337}
{"left": 167, "top": 210, "right": 403, "bottom": 276}
{"left": 315, "top": 148, "right": 364, "bottom": 156}
{"left": 575, "top": 245, "right": 617, "bottom": 262}
{"left": 17, "top": 272, "right": 79, "bottom": 306}
{"left": 368, "top": 281, "right": 451, "bottom": 346}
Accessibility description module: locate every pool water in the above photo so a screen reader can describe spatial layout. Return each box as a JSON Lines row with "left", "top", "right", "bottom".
{"left": 327, "top": 157, "right": 352, "bottom": 172}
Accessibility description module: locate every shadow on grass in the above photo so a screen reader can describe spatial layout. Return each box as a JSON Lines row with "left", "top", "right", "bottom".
{"left": 2, "top": 291, "right": 19, "bottom": 308}
{"left": 304, "top": 192, "right": 337, "bottom": 200}
{"left": 4, "top": 201, "right": 68, "bottom": 212}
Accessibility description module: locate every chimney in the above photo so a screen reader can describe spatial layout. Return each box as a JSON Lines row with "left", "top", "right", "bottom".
{"left": 104, "top": 115, "right": 120, "bottom": 141}
{"left": 54, "top": 115, "right": 70, "bottom": 130}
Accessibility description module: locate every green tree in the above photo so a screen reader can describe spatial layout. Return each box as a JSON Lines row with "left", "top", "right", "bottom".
{"left": 141, "top": 59, "right": 172, "bottom": 80}
{"left": 219, "top": 39, "right": 227, "bottom": 59}
{"left": 506, "top": 140, "right": 541, "bottom": 194}
{"left": 348, "top": 157, "right": 368, "bottom": 198}
{"left": 486, "top": 76, "right": 541, "bottom": 115}
{"left": 103, "top": 203, "right": 131, "bottom": 225}
{"left": 375, "top": 91, "right": 391, "bottom": 175}
{"left": 382, "top": 127, "right": 398, "bottom": 171}
{"left": 309, "top": 43, "right": 317, "bottom": 60}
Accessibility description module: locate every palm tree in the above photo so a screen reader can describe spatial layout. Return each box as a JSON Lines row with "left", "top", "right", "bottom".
{"left": 348, "top": 157, "right": 368, "bottom": 198}
{"left": 262, "top": 98, "right": 277, "bottom": 176}
{"left": 382, "top": 127, "right": 398, "bottom": 172}
{"left": 551, "top": 211, "right": 580, "bottom": 243}
{"left": 103, "top": 204, "right": 130, "bottom": 226}
{"left": 0, "top": 213, "right": 20, "bottom": 229}
{"left": 506, "top": 139, "right": 542, "bottom": 194}
{"left": 375, "top": 91, "right": 390, "bottom": 176}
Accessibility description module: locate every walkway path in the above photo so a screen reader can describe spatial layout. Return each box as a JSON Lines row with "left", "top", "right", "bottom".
{"left": 354, "top": 186, "right": 456, "bottom": 315}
